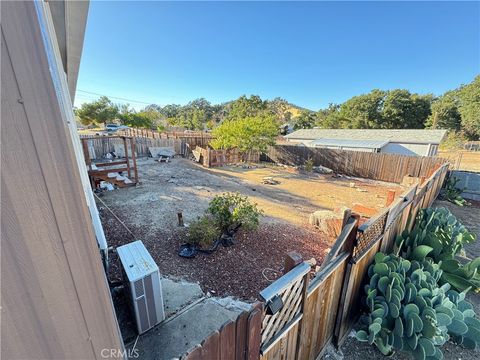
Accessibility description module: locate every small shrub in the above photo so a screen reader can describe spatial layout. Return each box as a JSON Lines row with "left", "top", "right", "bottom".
{"left": 187, "top": 215, "right": 221, "bottom": 248}
{"left": 395, "top": 208, "right": 479, "bottom": 292}
{"left": 208, "top": 192, "right": 263, "bottom": 233}
{"left": 356, "top": 253, "right": 479, "bottom": 358}
{"left": 304, "top": 158, "right": 314, "bottom": 172}
{"left": 441, "top": 176, "right": 469, "bottom": 206}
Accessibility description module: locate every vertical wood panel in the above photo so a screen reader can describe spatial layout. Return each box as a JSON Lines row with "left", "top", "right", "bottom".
{"left": 247, "top": 309, "right": 263, "bottom": 360}
{"left": 220, "top": 321, "right": 237, "bottom": 360}
{"left": 235, "top": 311, "right": 249, "bottom": 360}
{"left": 266, "top": 145, "right": 447, "bottom": 183}
{"left": 1, "top": 2, "right": 123, "bottom": 359}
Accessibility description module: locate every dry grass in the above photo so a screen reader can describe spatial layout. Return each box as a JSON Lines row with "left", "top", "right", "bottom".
{"left": 439, "top": 150, "right": 480, "bottom": 172}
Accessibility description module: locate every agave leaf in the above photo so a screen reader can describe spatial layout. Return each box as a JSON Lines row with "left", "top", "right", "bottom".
{"left": 369, "top": 322, "right": 381, "bottom": 335}
{"left": 442, "top": 273, "right": 474, "bottom": 293}
{"left": 356, "top": 330, "right": 368, "bottom": 342}
{"left": 412, "top": 245, "right": 434, "bottom": 262}
{"left": 440, "top": 259, "right": 460, "bottom": 273}
{"left": 418, "top": 337, "right": 436, "bottom": 356}
{"left": 404, "top": 303, "right": 420, "bottom": 318}
{"left": 464, "top": 316, "right": 480, "bottom": 330}
{"left": 413, "top": 342, "right": 426, "bottom": 360}
{"left": 390, "top": 302, "right": 400, "bottom": 318}
{"left": 436, "top": 313, "right": 452, "bottom": 327}
{"left": 393, "top": 332, "right": 404, "bottom": 350}
{"left": 374, "top": 263, "right": 390, "bottom": 277}
{"left": 447, "top": 318, "right": 468, "bottom": 336}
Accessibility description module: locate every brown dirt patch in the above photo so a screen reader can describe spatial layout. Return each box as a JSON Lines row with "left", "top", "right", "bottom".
{"left": 99, "top": 157, "right": 403, "bottom": 300}
{"left": 103, "top": 207, "right": 332, "bottom": 300}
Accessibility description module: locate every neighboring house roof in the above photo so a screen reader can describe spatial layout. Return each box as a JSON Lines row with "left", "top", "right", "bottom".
{"left": 307, "top": 138, "right": 389, "bottom": 149}
{"left": 285, "top": 129, "right": 447, "bottom": 144}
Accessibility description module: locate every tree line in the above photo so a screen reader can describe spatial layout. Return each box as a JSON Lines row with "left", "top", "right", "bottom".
{"left": 75, "top": 95, "right": 299, "bottom": 131}
{"left": 75, "top": 75, "right": 479, "bottom": 141}
{"left": 313, "top": 76, "right": 479, "bottom": 139}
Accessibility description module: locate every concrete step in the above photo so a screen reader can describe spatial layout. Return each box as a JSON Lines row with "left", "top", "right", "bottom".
{"left": 130, "top": 299, "right": 245, "bottom": 360}
{"left": 119, "top": 278, "right": 251, "bottom": 360}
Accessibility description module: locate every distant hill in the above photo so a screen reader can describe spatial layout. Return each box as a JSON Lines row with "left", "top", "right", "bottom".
{"left": 285, "top": 103, "right": 310, "bottom": 118}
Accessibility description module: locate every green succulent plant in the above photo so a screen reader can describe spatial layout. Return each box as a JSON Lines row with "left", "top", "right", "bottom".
{"left": 441, "top": 176, "right": 469, "bottom": 206}
{"left": 395, "top": 208, "right": 479, "bottom": 293}
{"left": 356, "top": 253, "right": 479, "bottom": 359}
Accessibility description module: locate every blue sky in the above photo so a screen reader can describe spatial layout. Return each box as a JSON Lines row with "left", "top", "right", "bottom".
{"left": 75, "top": 1, "right": 480, "bottom": 110}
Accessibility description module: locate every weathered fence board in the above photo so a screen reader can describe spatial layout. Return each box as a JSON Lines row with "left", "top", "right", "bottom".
{"left": 265, "top": 145, "right": 447, "bottom": 183}
{"left": 79, "top": 135, "right": 184, "bottom": 158}
{"left": 180, "top": 163, "right": 449, "bottom": 360}
{"left": 298, "top": 252, "right": 350, "bottom": 360}
{"left": 120, "top": 129, "right": 213, "bottom": 148}
{"left": 183, "top": 304, "right": 263, "bottom": 360}
{"left": 194, "top": 146, "right": 260, "bottom": 167}
{"left": 335, "top": 164, "right": 448, "bottom": 345}
{"left": 258, "top": 163, "right": 449, "bottom": 360}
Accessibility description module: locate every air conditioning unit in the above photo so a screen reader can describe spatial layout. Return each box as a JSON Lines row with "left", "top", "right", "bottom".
{"left": 117, "top": 240, "right": 165, "bottom": 334}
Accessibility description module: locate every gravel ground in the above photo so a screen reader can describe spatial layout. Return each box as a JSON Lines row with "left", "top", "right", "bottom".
{"left": 103, "top": 210, "right": 332, "bottom": 300}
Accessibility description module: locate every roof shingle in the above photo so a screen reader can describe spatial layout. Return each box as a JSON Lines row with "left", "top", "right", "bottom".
{"left": 285, "top": 129, "right": 447, "bottom": 144}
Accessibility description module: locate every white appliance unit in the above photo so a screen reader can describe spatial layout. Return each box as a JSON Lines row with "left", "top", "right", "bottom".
{"left": 117, "top": 240, "right": 165, "bottom": 334}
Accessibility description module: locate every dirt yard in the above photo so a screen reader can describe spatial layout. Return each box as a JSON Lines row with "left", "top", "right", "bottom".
{"left": 99, "top": 157, "right": 403, "bottom": 300}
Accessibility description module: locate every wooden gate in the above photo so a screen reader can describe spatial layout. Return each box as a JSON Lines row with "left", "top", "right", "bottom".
{"left": 260, "top": 214, "right": 359, "bottom": 359}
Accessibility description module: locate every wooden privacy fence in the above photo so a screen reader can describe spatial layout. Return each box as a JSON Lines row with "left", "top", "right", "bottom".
{"left": 265, "top": 145, "right": 447, "bottom": 183}
{"left": 79, "top": 135, "right": 185, "bottom": 158}
{"left": 260, "top": 163, "right": 449, "bottom": 360}
{"left": 183, "top": 303, "right": 263, "bottom": 360}
{"left": 120, "top": 129, "right": 213, "bottom": 148}
{"left": 193, "top": 146, "right": 260, "bottom": 168}
{"left": 180, "top": 163, "right": 449, "bottom": 360}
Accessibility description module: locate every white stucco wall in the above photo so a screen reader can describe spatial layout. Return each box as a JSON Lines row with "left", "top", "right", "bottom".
{"left": 381, "top": 143, "right": 431, "bottom": 156}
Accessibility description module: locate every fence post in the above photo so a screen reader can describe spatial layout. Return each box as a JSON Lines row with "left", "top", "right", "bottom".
{"left": 130, "top": 137, "right": 138, "bottom": 183}
{"left": 332, "top": 214, "right": 361, "bottom": 346}
{"left": 206, "top": 148, "right": 211, "bottom": 168}
{"left": 123, "top": 137, "right": 131, "bottom": 179}
{"left": 246, "top": 303, "right": 263, "bottom": 360}
{"left": 284, "top": 252, "right": 303, "bottom": 274}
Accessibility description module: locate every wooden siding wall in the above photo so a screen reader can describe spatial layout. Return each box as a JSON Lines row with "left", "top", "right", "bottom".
{"left": 1, "top": 2, "right": 123, "bottom": 359}
{"left": 265, "top": 145, "right": 447, "bottom": 183}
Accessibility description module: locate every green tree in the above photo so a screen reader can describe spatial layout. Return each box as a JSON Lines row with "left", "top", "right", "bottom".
{"left": 267, "top": 97, "right": 290, "bottom": 123}
{"left": 336, "top": 90, "right": 385, "bottom": 128}
{"left": 160, "top": 104, "right": 181, "bottom": 119}
{"left": 426, "top": 92, "right": 461, "bottom": 131}
{"left": 293, "top": 110, "right": 316, "bottom": 129}
{"left": 211, "top": 115, "right": 279, "bottom": 154}
{"left": 458, "top": 75, "right": 480, "bottom": 138}
{"left": 118, "top": 105, "right": 154, "bottom": 129}
{"left": 225, "top": 95, "right": 269, "bottom": 121}
{"left": 317, "top": 103, "right": 340, "bottom": 128}
{"left": 382, "top": 90, "right": 432, "bottom": 129}
{"left": 75, "top": 96, "right": 118, "bottom": 127}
